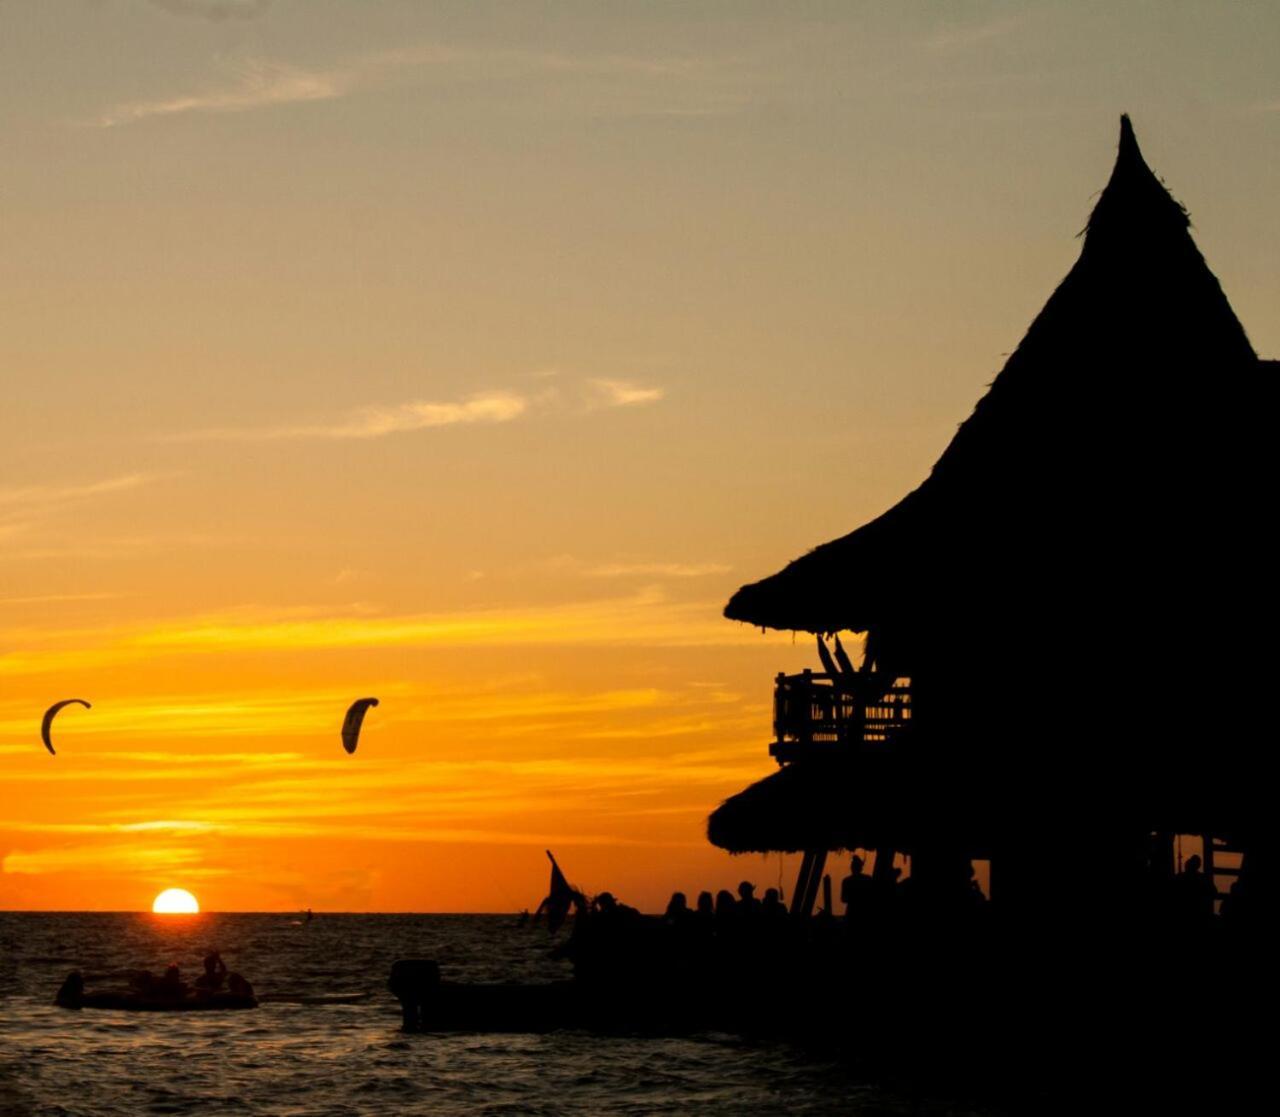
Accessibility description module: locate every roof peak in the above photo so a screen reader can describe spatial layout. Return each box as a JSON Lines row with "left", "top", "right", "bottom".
{"left": 1087, "top": 114, "right": 1189, "bottom": 237}
{"left": 1118, "top": 113, "right": 1139, "bottom": 160}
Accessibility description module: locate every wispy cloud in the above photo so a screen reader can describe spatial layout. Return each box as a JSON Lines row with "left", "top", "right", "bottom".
{"left": 169, "top": 390, "right": 529, "bottom": 443}
{"left": 923, "top": 11, "right": 1032, "bottom": 54}
{"left": 94, "top": 38, "right": 750, "bottom": 129}
{"left": 584, "top": 561, "right": 730, "bottom": 579}
{"left": 585, "top": 379, "right": 666, "bottom": 409}
{"left": 541, "top": 554, "right": 728, "bottom": 580}
{"left": 3, "top": 819, "right": 219, "bottom": 836}
{"left": 0, "top": 592, "right": 121, "bottom": 607}
{"left": 0, "top": 473, "right": 153, "bottom": 509}
{"left": 0, "top": 473, "right": 157, "bottom": 544}
{"left": 0, "top": 588, "right": 791, "bottom": 679}
{"left": 149, "top": 0, "right": 273, "bottom": 22}
{"left": 97, "top": 59, "right": 346, "bottom": 127}
{"left": 166, "top": 378, "right": 662, "bottom": 442}
{"left": 1, "top": 841, "right": 210, "bottom": 876}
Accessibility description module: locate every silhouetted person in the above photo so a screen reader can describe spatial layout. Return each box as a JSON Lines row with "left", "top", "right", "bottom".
{"left": 663, "top": 891, "right": 691, "bottom": 927}
{"left": 695, "top": 890, "right": 715, "bottom": 923}
{"left": 736, "top": 881, "right": 761, "bottom": 918}
{"left": 227, "top": 972, "right": 255, "bottom": 999}
{"left": 840, "top": 855, "right": 874, "bottom": 920}
{"left": 155, "top": 963, "right": 186, "bottom": 999}
{"left": 714, "top": 889, "right": 737, "bottom": 932}
{"left": 760, "top": 887, "right": 789, "bottom": 944}
{"left": 1174, "top": 855, "right": 1215, "bottom": 927}
{"left": 194, "top": 950, "right": 227, "bottom": 993}
{"left": 593, "top": 891, "right": 639, "bottom": 922}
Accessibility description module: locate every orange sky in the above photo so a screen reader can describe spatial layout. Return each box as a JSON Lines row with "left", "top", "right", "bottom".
{"left": 2, "top": 2, "right": 1278, "bottom": 911}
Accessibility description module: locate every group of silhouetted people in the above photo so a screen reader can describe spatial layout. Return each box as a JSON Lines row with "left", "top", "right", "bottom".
{"left": 661, "top": 880, "right": 788, "bottom": 934}
{"left": 55, "top": 949, "right": 255, "bottom": 1009}
{"left": 558, "top": 860, "right": 994, "bottom": 982}
{"left": 128, "top": 951, "right": 255, "bottom": 999}
{"left": 553, "top": 879, "right": 799, "bottom": 982}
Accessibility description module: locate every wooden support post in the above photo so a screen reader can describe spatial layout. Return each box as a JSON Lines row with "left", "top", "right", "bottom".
{"left": 789, "top": 850, "right": 816, "bottom": 917}
{"left": 799, "top": 850, "right": 828, "bottom": 918}
{"left": 800, "top": 668, "right": 813, "bottom": 745}
{"left": 773, "top": 671, "right": 787, "bottom": 749}
{"left": 821, "top": 873, "right": 833, "bottom": 916}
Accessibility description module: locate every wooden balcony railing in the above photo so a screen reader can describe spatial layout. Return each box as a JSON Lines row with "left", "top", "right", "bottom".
{"left": 770, "top": 670, "right": 912, "bottom": 763}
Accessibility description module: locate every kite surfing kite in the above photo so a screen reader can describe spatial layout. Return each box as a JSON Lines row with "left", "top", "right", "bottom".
{"left": 41, "top": 698, "right": 91, "bottom": 756}
{"left": 341, "top": 697, "right": 379, "bottom": 754}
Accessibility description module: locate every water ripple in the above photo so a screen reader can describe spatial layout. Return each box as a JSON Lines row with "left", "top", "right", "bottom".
{"left": 0, "top": 913, "right": 987, "bottom": 1116}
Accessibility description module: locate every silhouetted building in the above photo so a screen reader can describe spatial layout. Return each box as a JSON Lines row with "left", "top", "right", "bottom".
{"left": 709, "top": 117, "right": 1274, "bottom": 940}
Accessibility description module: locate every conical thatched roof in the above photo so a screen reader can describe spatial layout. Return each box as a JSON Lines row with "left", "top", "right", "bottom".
{"left": 725, "top": 117, "right": 1263, "bottom": 637}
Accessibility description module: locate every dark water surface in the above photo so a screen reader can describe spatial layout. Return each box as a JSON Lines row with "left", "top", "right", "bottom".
{"left": 0, "top": 913, "right": 991, "bottom": 1116}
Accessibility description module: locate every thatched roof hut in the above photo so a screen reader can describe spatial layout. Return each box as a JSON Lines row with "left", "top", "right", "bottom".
{"left": 725, "top": 116, "right": 1262, "bottom": 638}
{"left": 711, "top": 118, "right": 1275, "bottom": 892}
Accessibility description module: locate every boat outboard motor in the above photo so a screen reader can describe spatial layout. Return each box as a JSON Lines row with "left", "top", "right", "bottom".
{"left": 55, "top": 971, "right": 84, "bottom": 1010}
{"left": 388, "top": 959, "right": 440, "bottom": 1031}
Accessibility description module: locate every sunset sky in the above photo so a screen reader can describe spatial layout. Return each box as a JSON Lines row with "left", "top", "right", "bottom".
{"left": 2, "top": 1, "right": 1278, "bottom": 912}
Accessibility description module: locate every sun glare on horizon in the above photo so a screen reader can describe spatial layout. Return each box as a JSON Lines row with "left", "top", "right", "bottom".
{"left": 152, "top": 888, "right": 200, "bottom": 914}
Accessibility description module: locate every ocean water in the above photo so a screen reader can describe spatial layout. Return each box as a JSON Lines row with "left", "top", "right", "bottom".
{"left": 0, "top": 913, "right": 987, "bottom": 1116}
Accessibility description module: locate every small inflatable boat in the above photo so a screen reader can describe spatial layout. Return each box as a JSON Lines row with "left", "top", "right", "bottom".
{"left": 55, "top": 971, "right": 258, "bottom": 1012}
{"left": 64, "top": 990, "right": 258, "bottom": 1012}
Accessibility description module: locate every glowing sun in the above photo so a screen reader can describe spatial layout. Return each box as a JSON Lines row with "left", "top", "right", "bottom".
{"left": 152, "top": 888, "right": 200, "bottom": 914}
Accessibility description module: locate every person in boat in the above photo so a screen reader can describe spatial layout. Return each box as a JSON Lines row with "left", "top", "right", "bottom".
{"left": 227, "top": 972, "right": 255, "bottom": 999}
{"left": 150, "top": 963, "right": 187, "bottom": 999}
{"left": 194, "top": 950, "right": 227, "bottom": 994}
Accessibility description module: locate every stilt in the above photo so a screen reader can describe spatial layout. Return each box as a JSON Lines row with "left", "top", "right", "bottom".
{"left": 790, "top": 850, "right": 829, "bottom": 917}
{"left": 799, "top": 850, "right": 827, "bottom": 917}
{"left": 789, "top": 850, "right": 816, "bottom": 916}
